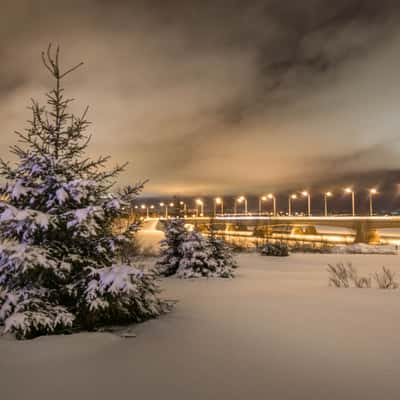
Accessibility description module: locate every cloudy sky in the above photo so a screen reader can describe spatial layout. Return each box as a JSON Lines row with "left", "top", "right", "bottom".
{"left": 1, "top": 0, "right": 400, "bottom": 197}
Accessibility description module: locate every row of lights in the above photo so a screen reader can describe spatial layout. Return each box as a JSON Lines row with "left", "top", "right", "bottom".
{"left": 135, "top": 188, "right": 378, "bottom": 218}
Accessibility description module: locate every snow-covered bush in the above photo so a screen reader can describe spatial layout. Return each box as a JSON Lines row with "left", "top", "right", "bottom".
{"left": 157, "top": 220, "right": 237, "bottom": 279}
{"left": 206, "top": 222, "right": 237, "bottom": 278}
{"left": 260, "top": 242, "right": 289, "bottom": 257}
{"left": 157, "top": 218, "right": 187, "bottom": 276}
{"left": 0, "top": 45, "right": 164, "bottom": 339}
{"left": 330, "top": 244, "right": 397, "bottom": 255}
{"left": 176, "top": 230, "right": 213, "bottom": 278}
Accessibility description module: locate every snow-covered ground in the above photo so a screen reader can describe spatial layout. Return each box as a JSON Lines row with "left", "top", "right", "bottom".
{"left": 2, "top": 252, "right": 400, "bottom": 400}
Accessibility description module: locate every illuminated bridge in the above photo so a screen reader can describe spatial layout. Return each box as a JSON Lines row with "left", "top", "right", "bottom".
{"left": 180, "top": 215, "right": 400, "bottom": 244}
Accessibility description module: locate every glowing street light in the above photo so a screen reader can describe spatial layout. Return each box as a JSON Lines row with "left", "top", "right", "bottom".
{"left": 369, "top": 188, "right": 378, "bottom": 216}
{"left": 302, "top": 191, "right": 311, "bottom": 216}
{"left": 214, "top": 197, "right": 224, "bottom": 216}
{"left": 324, "top": 192, "right": 332, "bottom": 216}
{"left": 195, "top": 199, "right": 204, "bottom": 217}
{"left": 159, "top": 202, "right": 168, "bottom": 218}
{"left": 179, "top": 201, "right": 187, "bottom": 216}
{"left": 344, "top": 188, "right": 355, "bottom": 217}
{"left": 288, "top": 194, "right": 297, "bottom": 216}
{"left": 259, "top": 196, "right": 267, "bottom": 215}
{"left": 236, "top": 196, "right": 248, "bottom": 215}
{"left": 140, "top": 204, "right": 149, "bottom": 219}
{"left": 268, "top": 193, "right": 277, "bottom": 216}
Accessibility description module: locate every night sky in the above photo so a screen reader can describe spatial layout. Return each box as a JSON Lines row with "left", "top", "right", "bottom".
{"left": 1, "top": 0, "right": 400, "bottom": 198}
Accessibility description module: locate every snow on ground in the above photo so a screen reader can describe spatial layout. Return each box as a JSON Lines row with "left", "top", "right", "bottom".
{"left": 136, "top": 219, "right": 163, "bottom": 254}
{"left": 2, "top": 252, "right": 400, "bottom": 400}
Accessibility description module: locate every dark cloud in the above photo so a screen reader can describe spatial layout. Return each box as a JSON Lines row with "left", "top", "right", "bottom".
{"left": 1, "top": 0, "right": 400, "bottom": 196}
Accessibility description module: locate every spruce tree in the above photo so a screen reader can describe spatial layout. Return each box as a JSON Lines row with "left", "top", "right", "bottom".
{"left": 177, "top": 230, "right": 211, "bottom": 278}
{"left": 157, "top": 218, "right": 187, "bottom": 276}
{"left": 207, "top": 221, "right": 237, "bottom": 277}
{"left": 0, "top": 45, "right": 164, "bottom": 339}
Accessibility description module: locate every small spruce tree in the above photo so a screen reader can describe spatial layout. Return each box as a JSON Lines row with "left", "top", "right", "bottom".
{"left": 207, "top": 220, "right": 237, "bottom": 277}
{"left": 177, "top": 230, "right": 212, "bottom": 278}
{"left": 157, "top": 218, "right": 187, "bottom": 276}
{"left": 0, "top": 45, "right": 164, "bottom": 339}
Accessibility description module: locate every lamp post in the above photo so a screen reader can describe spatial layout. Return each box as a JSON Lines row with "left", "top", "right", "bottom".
{"left": 141, "top": 204, "right": 149, "bottom": 219}
{"left": 179, "top": 201, "right": 187, "bottom": 216}
{"left": 259, "top": 196, "right": 267, "bottom": 215}
{"left": 268, "top": 193, "right": 277, "bottom": 216}
{"left": 159, "top": 202, "right": 168, "bottom": 218}
{"left": 345, "top": 188, "right": 355, "bottom": 217}
{"left": 288, "top": 194, "right": 297, "bottom": 216}
{"left": 237, "top": 196, "right": 247, "bottom": 215}
{"left": 214, "top": 197, "right": 223, "bottom": 216}
{"left": 324, "top": 192, "right": 332, "bottom": 217}
{"left": 195, "top": 199, "right": 204, "bottom": 217}
{"left": 168, "top": 202, "right": 174, "bottom": 218}
{"left": 369, "top": 188, "right": 377, "bottom": 216}
{"left": 302, "top": 191, "right": 311, "bottom": 216}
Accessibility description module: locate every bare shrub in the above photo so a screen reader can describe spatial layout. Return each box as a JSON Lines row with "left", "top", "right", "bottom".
{"left": 374, "top": 267, "right": 399, "bottom": 289}
{"left": 327, "top": 262, "right": 351, "bottom": 288}
{"left": 347, "top": 265, "right": 371, "bottom": 288}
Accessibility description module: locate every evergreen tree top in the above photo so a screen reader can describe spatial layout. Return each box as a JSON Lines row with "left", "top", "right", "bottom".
{"left": 0, "top": 44, "right": 145, "bottom": 215}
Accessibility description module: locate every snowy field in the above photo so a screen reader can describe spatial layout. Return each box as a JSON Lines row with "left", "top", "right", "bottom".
{"left": 2, "top": 252, "right": 400, "bottom": 400}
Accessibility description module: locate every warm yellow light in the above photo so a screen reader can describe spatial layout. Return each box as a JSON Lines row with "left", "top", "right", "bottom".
{"left": 215, "top": 197, "right": 222, "bottom": 204}
{"left": 325, "top": 191, "right": 332, "bottom": 197}
{"left": 141, "top": 204, "right": 146, "bottom": 209}
{"left": 238, "top": 195, "right": 245, "bottom": 202}
{"left": 291, "top": 194, "right": 297, "bottom": 199}
{"left": 150, "top": 205, "right": 154, "bottom": 209}
{"left": 180, "top": 201, "right": 184, "bottom": 205}
{"left": 159, "top": 202, "right": 164, "bottom": 206}
{"left": 196, "top": 199, "right": 203, "bottom": 205}
{"left": 370, "top": 188, "right": 377, "bottom": 194}
{"left": 169, "top": 202, "right": 174, "bottom": 207}
{"left": 302, "top": 191, "right": 308, "bottom": 197}
{"left": 261, "top": 196, "right": 267, "bottom": 201}
{"left": 345, "top": 188, "right": 352, "bottom": 193}
{"left": 267, "top": 193, "right": 274, "bottom": 199}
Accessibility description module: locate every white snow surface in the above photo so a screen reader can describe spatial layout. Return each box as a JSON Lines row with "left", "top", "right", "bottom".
{"left": 2, "top": 252, "right": 400, "bottom": 399}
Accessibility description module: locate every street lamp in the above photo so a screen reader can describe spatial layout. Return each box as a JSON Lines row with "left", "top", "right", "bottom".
{"left": 141, "top": 204, "right": 149, "bottom": 219}
{"left": 324, "top": 192, "right": 332, "bottom": 216}
{"left": 237, "top": 196, "right": 248, "bottom": 215}
{"left": 214, "top": 197, "right": 224, "bottom": 216}
{"left": 344, "top": 188, "right": 355, "bottom": 217}
{"left": 259, "top": 196, "right": 267, "bottom": 215}
{"left": 159, "top": 202, "right": 168, "bottom": 218}
{"left": 179, "top": 201, "right": 187, "bottom": 216}
{"left": 195, "top": 199, "right": 204, "bottom": 217}
{"left": 302, "top": 191, "right": 311, "bottom": 216}
{"left": 369, "top": 188, "right": 377, "bottom": 216}
{"left": 267, "top": 193, "right": 277, "bottom": 216}
{"left": 169, "top": 202, "right": 174, "bottom": 217}
{"left": 288, "top": 194, "right": 297, "bottom": 216}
